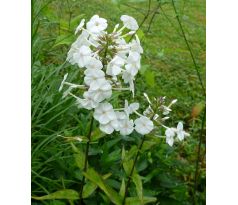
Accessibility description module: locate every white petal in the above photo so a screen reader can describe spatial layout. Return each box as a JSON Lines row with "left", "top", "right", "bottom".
{"left": 100, "top": 123, "right": 114, "bottom": 134}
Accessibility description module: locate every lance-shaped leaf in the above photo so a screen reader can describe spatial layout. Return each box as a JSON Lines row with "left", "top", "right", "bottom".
{"left": 32, "top": 189, "right": 79, "bottom": 200}
{"left": 83, "top": 168, "right": 122, "bottom": 205}
{"left": 83, "top": 173, "right": 112, "bottom": 199}
{"left": 119, "top": 178, "right": 125, "bottom": 197}
{"left": 132, "top": 172, "right": 144, "bottom": 204}
{"left": 125, "top": 196, "right": 157, "bottom": 205}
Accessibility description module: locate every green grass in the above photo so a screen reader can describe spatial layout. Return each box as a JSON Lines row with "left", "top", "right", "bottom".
{"left": 32, "top": 0, "right": 206, "bottom": 204}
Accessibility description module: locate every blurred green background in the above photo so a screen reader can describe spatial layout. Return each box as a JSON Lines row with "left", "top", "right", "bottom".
{"left": 32, "top": 0, "right": 206, "bottom": 204}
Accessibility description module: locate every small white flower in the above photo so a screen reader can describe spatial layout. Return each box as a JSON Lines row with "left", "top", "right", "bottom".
{"left": 125, "top": 63, "right": 139, "bottom": 76}
{"left": 134, "top": 116, "right": 154, "bottom": 135}
{"left": 120, "top": 15, "right": 139, "bottom": 31}
{"left": 84, "top": 68, "right": 105, "bottom": 86}
{"left": 73, "top": 45, "right": 92, "bottom": 67}
{"left": 106, "top": 56, "right": 125, "bottom": 76}
{"left": 85, "top": 57, "right": 103, "bottom": 70}
{"left": 122, "top": 70, "right": 135, "bottom": 97}
{"left": 165, "top": 128, "right": 176, "bottom": 146}
{"left": 119, "top": 119, "right": 134, "bottom": 135}
{"left": 94, "top": 102, "right": 116, "bottom": 124}
{"left": 76, "top": 91, "right": 99, "bottom": 110}
{"left": 75, "top": 19, "right": 85, "bottom": 34}
{"left": 99, "top": 119, "right": 118, "bottom": 134}
{"left": 176, "top": 122, "right": 190, "bottom": 141}
{"left": 67, "top": 31, "right": 90, "bottom": 65}
{"left": 88, "top": 79, "right": 112, "bottom": 102}
{"left": 127, "top": 51, "right": 141, "bottom": 66}
{"left": 86, "top": 15, "right": 108, "bottom": 34}
{"left": 115, "top": 111, "right": 127, "bottom": 122}
{"left": 124, "top": 100, "right": 139, "bottom": 115}
{"left": 129, "top": 35, "right": 143, "bottom": 54}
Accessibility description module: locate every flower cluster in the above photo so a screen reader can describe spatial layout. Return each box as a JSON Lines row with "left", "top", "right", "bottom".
{"left": 60, "top": 14, "right": 152, "bottom": 135}
{"left": 59, "top": 14, "right": 189, "bottom": 146}
{"left": 142, "top": 94, "right": 190, "bottom": 146}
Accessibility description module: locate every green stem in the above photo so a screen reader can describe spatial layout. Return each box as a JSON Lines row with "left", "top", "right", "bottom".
{"left": 171, "top": 0, "right": 206, "bottom": 96}
{"left": 171, "top": 2, "right": 206, "bottom": 203}
{"left": 79, "top": 115, "right": 94, "bottom": 204}
{"left": 193, "top": 108, "right": 206, "bottom": 205}
{"left": 122, "top": 135, "right": 146, "bottom": 205}
{"left": 129, "top": 0, "right": 152, "bottom": 42}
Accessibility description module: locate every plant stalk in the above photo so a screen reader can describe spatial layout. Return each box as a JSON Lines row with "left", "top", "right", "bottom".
{"left": 79, "top": 115, "right": 94, "bottom": 204}
{"left": 122, "top": 135, "right": 146, "bottom": 205}
{"left": 193, "top": 108, "right": 206, "bottom": 205}
{"left": 171, "top": 1, "right": 206, "bottom": 204}
{"left": 171, "top": 0, "right": 206, "bottom": 96}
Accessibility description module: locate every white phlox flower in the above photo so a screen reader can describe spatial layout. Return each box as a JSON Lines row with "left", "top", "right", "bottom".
{"left": 86, "top": 15, "right": 108, "bottom": 34}
{"left": 75, "top": 19, "right": 85, "bottom": 34}
{"left": 134, "top": 116, "right": 154, "bottom": 135}
{"left": 85, "top": 57, "right": 103, "bottom": 70}
{"left": 129, "top": 35, "right": 143, "bottom": 54}
{"left": 164, "top": 122, "right": 189, "bottom": 146}
{"left": 120, "top": 15, "right": 139, "bottom": 31}
{"left": 74, "top": 45, "right": 92, "bottom": 67}
{"left": 84, "top": 68, "right": 105, "bottom": 86}
{"left": 76, "top": 91, "right": 99, "bottom": 110}
{"left": 124, "top": 100, "right": 139, "bottom": 115}
{"left": 94, "top": 102, "right": 120, "bottom": 134}
{"left": 119, "top": 118, "right": 134, "bottom": 135}
{"left": 93, "top": 102, "right": 116, "bottom": 124}
{"left": 106, "top": 56, "right": 125, "bottom": 76}
{"left": 165, "top": 128, "right": 176, "bottom": 147}
{"left": 88, "top": 79, "right": 112, "bottom": 102}
{"left": 176, "top": 122, "right": 190, "bottom": 141}
{"left": 67, "top": 31, "right": 90, "bottom": 65}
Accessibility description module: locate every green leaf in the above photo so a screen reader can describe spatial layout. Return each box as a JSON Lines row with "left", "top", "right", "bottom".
{"left": 123, "top": 158, "right": 133, "bottom": 176}
{"left": 53, "top": 34, "right": 74, "bottom": 47}
{"left": 82, "top": 181, "right": 97, "bottom": 199}
{"left": 122, "top": 146, "right": 137, "bottom": 175}
{"left": 125, "top": 197, "right": 157, "bottom": 205}
{"left": 136, "top": 29, "right": 145, "bottom": 40}
{"left": 82, "top": 173, "right": 112, "bottom": 198}
{"left": 132, "top": 172, "right": 144, "bottom": 204}
{"left": 83, "top": 168, "right": 122, "bottom": 205}
{"left": 91, "top": 128, "right": 106, "bottom": 141}
{"left": 32, "top": 189, "right": 79, "bottom": 200}
{"left": 119, "top": 178, "right": 125, "bottom": 197}
{"left": 71, "top": 143, "right": 85, "bottom": 170}
{"left": 141, "top": 141, "right": 156, "bottom": 152}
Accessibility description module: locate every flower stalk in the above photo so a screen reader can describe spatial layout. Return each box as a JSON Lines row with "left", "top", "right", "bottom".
{"left": 79, "top": 115, "right": 94, "bottom": 204}
{"left": 122, "top": 134, "right": 146, "bottom": 205}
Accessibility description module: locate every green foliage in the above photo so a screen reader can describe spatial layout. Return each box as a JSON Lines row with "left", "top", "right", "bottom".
{"left": 32, "top": 0, "right": 206, "bottom": 204}
{"left": 83, "top": 168, "right": 122, "bottom": 205}
{"left": 32, "top": 189, "right": 79, "bottom": 200}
